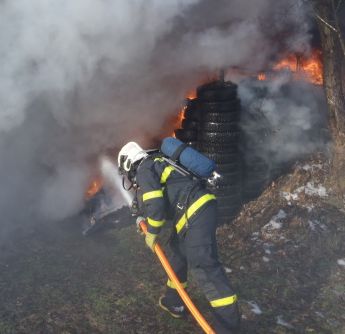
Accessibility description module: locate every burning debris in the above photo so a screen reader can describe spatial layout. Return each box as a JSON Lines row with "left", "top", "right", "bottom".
{"left": 257, "top": 49, "right": 324, "bottom": 85}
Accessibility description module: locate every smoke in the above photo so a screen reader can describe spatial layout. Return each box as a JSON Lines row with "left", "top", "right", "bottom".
{"left": 0, "top": 0, "right": 315, "bottom": 237}
{"left": 238, "top": 74, "right": 329, "bottom": 173}
{"left": 100, "top": 156, "right": 133, "bottom": 206}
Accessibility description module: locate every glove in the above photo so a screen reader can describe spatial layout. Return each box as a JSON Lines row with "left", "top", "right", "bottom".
{"left": 136, "top": 216, "right": 145, "bottom": 234}
{"left": 145, "top": 232, "right": 158, "bottom": 252}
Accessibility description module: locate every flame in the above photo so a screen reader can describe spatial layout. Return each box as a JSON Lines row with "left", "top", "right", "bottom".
{"left": 273, "top": 54, "right": 298, "bottom": 72}
{"left": 85, "top": 178, "right": 103, "bottom": 199}
{"left": 171, "top": 90, "right": 195, "bottom": 136}
{"left": 185, "top": 89, "right": 197, "bottom": 99}
{"left": 172, "top": 108, "right": 185, "bottom": 137}
{"left": 257, "top": 72, "right": 266, "bottom": 81}
{"left": 273, "top": 49, "right": 323, "bottom": 85}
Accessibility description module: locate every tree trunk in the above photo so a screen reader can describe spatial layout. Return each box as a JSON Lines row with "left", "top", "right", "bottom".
{"left": 313, "top": 0, "right": 345, "bottom": 197}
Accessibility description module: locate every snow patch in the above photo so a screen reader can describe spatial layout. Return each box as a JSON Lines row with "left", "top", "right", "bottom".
{"left": 303, "top": 204, "right": 314, "bottom": 212}
{"left": 337, "top": 259, "right": 345, "bottom": 266}
{"left": 262, "top": 256, "right": 270, "bottom": 262}
{"left": 315, "top": 311, "right": 325, "bottom": 318}
{"left": 276, "top": 315, "right": 294, "bottom": 329}
{"left": 263, "top": 210, "right": 287, "bottom": 231}
{"left": 302, "top": 163, "right": 323, "bottom": 171}
{"left": 304, "top": 182, "right": 328, "bottom": 197}
{"left": 251, "top": 232, "right": 260, "bottom": 241}
{"left": 308, "top": 220, "right": 327, "bottom": 232}
{"left": 224, "top": 266, "right": 232, "bottom": 273}
{"left": 263, "top": 243, "right": 272, "bottom": 254}
{"left": 281, "top": 182, "right": 327, "bottom": 205}
{"left": 247, "top": 301, "right": 263, "bottom": 315}
{"left": 281, "top": 191, "right": 299, "bottom": 203}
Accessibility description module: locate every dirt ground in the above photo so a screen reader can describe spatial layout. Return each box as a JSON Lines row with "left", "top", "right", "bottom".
{"left": 0, "top": 156, "right": 344, "bottom": 334}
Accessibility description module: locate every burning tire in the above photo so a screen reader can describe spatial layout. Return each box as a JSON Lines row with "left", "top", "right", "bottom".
{"left": 216, "top": 162, "right": 240, "bottom": 173}
{"left": 200, "top": 131, "right": 240, "bottom": 143}
{"left": 215, "top": 183, "right": 241, "bottom": 194}
{"left": 184, "top": 108, "right": 200, "bottom": 121}
{"left": 199, "top": 142, "right": 238, "bottom": 154}
{"left": 217, "top": 195, "right": 241, "bottom": 207}
{"left": 187, "top": 141, "right": 198, "bottom": 149}
{"left": 217, "top": 216, "right": 236, "bottom": 225}
{"left": 200, "top": 100, "right": 240, "bottom": 113}
{"left": 204, "top": 152, "right": 237, "bottom": 164}
{"left": 173, "top": 79, "right": 243, "bottom": 225}
{"left": 182, "top": 119, "right": 198, "bottom": 129}
{"left": 197, "top": 82, "right": 238, "bottom": 101}
{"left": 200, "top": 122, "right": 239, "bottom": 133}
{"left": 216, "top": 171, "right": 241, "bottom": 185}
{"left": 186, "top": 98, "right": 199, "bottom": 109}
{"left": 202, "top": 112, "right": 239, "bottom": 123}
{"left": 174, "top": 128, "right": 197, "bottom": 142}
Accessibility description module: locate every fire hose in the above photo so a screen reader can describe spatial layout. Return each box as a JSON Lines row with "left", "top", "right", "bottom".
{"left": 138, "top": 219, "right": 215, "bottom": 334}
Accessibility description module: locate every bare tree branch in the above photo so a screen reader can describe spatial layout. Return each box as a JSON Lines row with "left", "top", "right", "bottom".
{"left": 315, "top": 13, "right": 338, "bottom": 32}
{"left": 313, "top": 1, "right": 345, "bottom": 59}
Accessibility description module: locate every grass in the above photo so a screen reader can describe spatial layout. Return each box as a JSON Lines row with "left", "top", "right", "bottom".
{"left": 1, "top": 164, "right": 345, "bottom": 334}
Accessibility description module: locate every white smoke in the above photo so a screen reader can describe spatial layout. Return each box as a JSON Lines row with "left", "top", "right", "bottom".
{"left": 0, "top": 0, "right": 314, "bottom": 236}
{"left": 238, "top": 73, "right": 328, "bottom": 170}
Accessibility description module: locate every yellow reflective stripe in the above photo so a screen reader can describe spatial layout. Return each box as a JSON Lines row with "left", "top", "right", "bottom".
{"left": 154, "top": 157, "right": 164, "bottom": 162}
{"left": 176, "top": 194, "right": 216, "bottom": 233}
{"left": 167, "top": 279, "right": 187, "bottom": 289}
{"left": 142, "top": 190, "right": 163, "bottom": 201}
{"left": 160, "top": 166, "right": 175, "bottom": 184}
{"left": 147, "top": 217, "right": 165, "bottom": 228}
{"left": 210, "top": 295, "right": 238, "bottom": 308}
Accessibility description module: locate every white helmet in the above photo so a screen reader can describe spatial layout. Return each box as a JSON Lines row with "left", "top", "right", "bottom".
{"left": 117, "top": 142, "right": 148, "bottom": 173}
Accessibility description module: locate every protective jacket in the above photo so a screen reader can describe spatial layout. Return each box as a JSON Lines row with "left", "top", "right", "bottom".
{"left": 135, "top": 155, "right": 216, "bottom": 235}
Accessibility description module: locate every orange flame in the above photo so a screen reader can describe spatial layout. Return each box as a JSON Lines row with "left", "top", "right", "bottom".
{"left": 257, "top": 72, "right": 266, "bottom": 81}
{"left": 172, "top": 89, "right": 196, "bottom": 136}
{"left": 273, "top": 49, "right": 323, "bottom": 85}
{"left": 85, "top": 178, "right": 103, "bottom": 199}
{"left": 172, "top": 108, "right": 185, "bottom": 137}
{"left": 186, "top": 89, "right": 197, "bottom": 99}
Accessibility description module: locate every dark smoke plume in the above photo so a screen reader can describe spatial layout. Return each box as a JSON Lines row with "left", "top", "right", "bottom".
{"left": 0, "top": 0, "right": 316, "bottom": 239}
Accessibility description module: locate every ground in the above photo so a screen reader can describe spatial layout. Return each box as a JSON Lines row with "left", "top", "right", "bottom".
{"left": 0, "top": 156, "right": 345, "bottom": 334}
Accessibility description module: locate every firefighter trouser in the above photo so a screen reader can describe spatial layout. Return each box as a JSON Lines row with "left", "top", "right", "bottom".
{"left": 165, "top": 202, "right": 240, "bottom": 331}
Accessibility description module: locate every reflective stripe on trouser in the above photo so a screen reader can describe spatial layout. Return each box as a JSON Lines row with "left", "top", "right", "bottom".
{"left": 147, "top": 217, "right": 165, "bottom": 228}
{"left": 166, "top": 202, "right": 241, "bottom": 331}
{"left": 167, "top": 279, "right": 187, "bottom": 289}
{"left": 210, "top": 295, "right": 237, "bottom": 308}
{"left": 142, "top": 189, "right": 163, "bottom": 201}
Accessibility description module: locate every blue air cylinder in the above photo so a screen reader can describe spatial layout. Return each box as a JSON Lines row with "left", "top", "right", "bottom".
{"left": 161, "top": 137, "right": 216, "bottom": 178}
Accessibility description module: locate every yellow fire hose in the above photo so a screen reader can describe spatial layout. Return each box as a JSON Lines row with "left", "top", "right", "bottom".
{"left": 138, "top": 219, "right": 215, "bottom": 334}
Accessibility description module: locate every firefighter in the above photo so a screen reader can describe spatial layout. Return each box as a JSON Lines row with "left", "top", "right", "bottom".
{"left": 118, "top": 141, "right": 241, "bottom": 334}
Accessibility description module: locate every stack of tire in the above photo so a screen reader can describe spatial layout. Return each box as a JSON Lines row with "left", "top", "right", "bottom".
{"left": 175, "top": 80, "right": 242, "bottom": 225}
{"left": 239, "top": 123, "right": 271, "bottom": 202}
